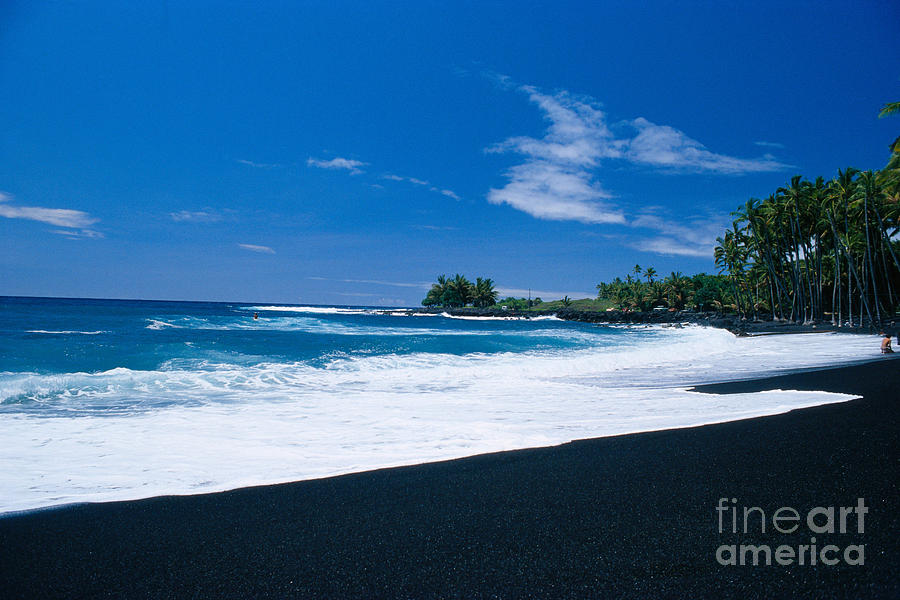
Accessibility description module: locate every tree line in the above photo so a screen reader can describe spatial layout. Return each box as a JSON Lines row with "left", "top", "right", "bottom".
{"left": 596, "top": 266, "right": 734, "bottom": 312}
{"left": 714, "top": 167, "right": 899, "bottom": 326}
{"left": 711, "top": 103, "right": 899, "bottom": 326}
{"left": 422, "top": 274, "right": 499, "bottom": 308}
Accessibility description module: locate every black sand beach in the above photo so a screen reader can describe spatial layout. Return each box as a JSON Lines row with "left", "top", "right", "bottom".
{"left": 1, "top": 358, "right": 898, "bottom": 599}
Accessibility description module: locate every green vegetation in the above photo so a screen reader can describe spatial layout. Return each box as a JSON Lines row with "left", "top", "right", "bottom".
{"left": 495, "top": 296, "right": 542, "bottom": 310}
{"left": 594, "top": 267, "right": 733, "bottom": 312}
{"left": 422, "top": 274, "right": 498, "bottom": 308}
{"left": 530, "top": 297, "right": 614, "bottom": 312}
{"left": 710, "top": 102, "right": 900, "bottom": 325}
{"left": 713, "top": 167, "right": 899, "bottom": 326}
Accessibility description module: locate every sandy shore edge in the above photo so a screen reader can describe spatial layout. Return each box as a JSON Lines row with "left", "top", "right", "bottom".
{"left": 1, "top": 358, "right": 897, "bottom": 598}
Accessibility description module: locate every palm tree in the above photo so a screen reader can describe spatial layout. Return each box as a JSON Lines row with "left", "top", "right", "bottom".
{"left": 644, "top": 267, "right": 657, "bottom": 284}
{"left": 473, "top": 277, "right": 498, "bottom": 308}
{"left": 442, "top": 273, "right": 473, "bottom": 307}
{"left": 663, "top": 271, "right": 692, "bottom": 310}
{"left": 643, "top": 280, "right": 667, "bottom": 309}
{"left": 880, "top": 101, "right": 900, "bottom": 118}
{"left": 878, "top": 102, "right": 900, "bottom": 171}
{"left": 422, "top": 274, "right": 450, "bottom": 307}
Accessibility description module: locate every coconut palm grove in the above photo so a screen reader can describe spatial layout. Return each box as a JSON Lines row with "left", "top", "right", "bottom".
{"left": 424, "top": 102, "right": 900, "bottom": 327}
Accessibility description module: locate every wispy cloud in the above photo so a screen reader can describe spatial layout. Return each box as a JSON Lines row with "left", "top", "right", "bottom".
{"left": 383, "top": 174, "right": 461, "bottom": 200}
{"left": 238, "top": 243, "right": 275, "bottom": 254}
{"left": 383, "top": 174, "right": 429, "bottom": 186}
{"left": 307, "top": 156, "right": 367, "bottom": 175}
{"left": 170, "top": 210, "right": 223, "bottom": 223}
{"left": 486, "top": 86, "right": 626, "bottom": 224}
{"left": 415, "top": 224, "right": 458, "bottom": 231}
{"left": 237, "top": 159, "right": 282, "bottom": 169}
{"left": 51, "top": 229, "right": 105, "bottom": 239}
{"left": 629, "top": 213, "right": 725, "bottom": 258}
{"left": 496, "top": 286, "right": 595, "bottom": 300}
{"left": 434, "top": 187, "right": 460, "bottom": 200}
{"left": 625, "top": 118, "right": 789, "bottom": 174}
{"left": 333, "top": 291, "right": 382, "bottom": 298}
{"left": 754, "top": 141, "right": 785, "bottom": 149}
{"left": 487, "top": 78, "right": 790, "bottom": 224}
{"left": 0, "top": 192, "right": 99, "bottom": 230}
{"left": 307, "top": 276, "right": 430, "bottom": 289}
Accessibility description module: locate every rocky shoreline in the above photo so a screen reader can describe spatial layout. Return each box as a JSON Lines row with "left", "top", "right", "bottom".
{"left": 404, "top": 306, "right": 888, "bottom": 336}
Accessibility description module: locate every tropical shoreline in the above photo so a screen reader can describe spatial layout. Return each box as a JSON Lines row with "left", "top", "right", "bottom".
{"left": 401, "top": 305, "right": 895, "bottom": 336}
{"left": 0, "top": 357, "right": 897, "bottom": 598}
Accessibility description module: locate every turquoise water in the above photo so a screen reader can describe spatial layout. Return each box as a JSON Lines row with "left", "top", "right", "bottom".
{"left": 0, "top": 296, "right": 870, "bottom": 513}
{"left": 0, "top": 297, "right": 613, "bottom": 375}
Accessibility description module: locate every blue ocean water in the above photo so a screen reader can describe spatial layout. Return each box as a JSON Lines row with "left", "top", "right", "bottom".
{"left": 0, "top": 296, "right": 870, "bottom": 512}
{"left": 0, "top": 297, "right": 616, "bottom": 375}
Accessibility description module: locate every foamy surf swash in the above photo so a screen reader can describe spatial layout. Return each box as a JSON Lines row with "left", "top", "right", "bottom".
{"left": 0, "top": 297, "right": 874, "bottom": 514}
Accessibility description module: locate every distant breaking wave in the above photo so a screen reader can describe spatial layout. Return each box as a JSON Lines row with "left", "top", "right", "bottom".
{"left": 145, "top": 320, "right": 180, "bottom": 330}
{"left": 247, "top": 305, "right": 372, "bottom": 315}
{"left": 26, "top": 330, "right": 105, "bottom": 335}
{"left": 0, "top": 297, "right": 879, "bottom": 514}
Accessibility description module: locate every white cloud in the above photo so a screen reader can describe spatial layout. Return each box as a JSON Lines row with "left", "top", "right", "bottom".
{"left": 629, "top": 213, "right": 724, "bottom": 258}
{"left": 307, "top": 276, "right": 429, "bottom": 289}
{"left": 625, "top": 118, "right": 789, "bottom": 174}
{"left": 238, "top": 243, "right": 275, "bottom": 254}
{"left": 51, "top": 229, "right": 104, "bottom": 239}
{"left": 754, "top": 141, "right": 785, "bottom": 149}
{"left": 496, "top": 286, "right": 595, "bottom": 300}
{"left": 383, "top": 174, "right": 429, "bottom": 185}
{"left": 0, "top": 192, "right": 98, "bottom": 229}
{"left": 487, "top": 79, "right": 790, "bottom": 224}
{"left": 237, "top": 159, "right": 282, "bottom": 169}
{"left": 333, "top": 292, "right": 381, "bottom": 297}
{"left": 489, "top": 161, "right": 621, "bottom": 223}
{"left": 383, "top": 174, "right": 461, "bottom": 200}
{"left": 434, "top": 188, "right": 460, "bottom": 200}
{"left": 307, "top": 157, "right": 367, "bottom": 175}
{"left": 170, "top": 210, "right": 222, "bottom": 223}
{"left": 416, "top": 224, "right": 458, "bottom": 231}
{"left": 486, "top": 87, "right": 626, "bottom": 224}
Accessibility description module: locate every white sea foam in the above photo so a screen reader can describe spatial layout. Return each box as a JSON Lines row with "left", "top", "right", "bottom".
{"left": 145, "top": 319, "right": 180, "bottom": 330}
{"left": 0, "top": 329, "right": 878, "bottom": 513}
{"left": 441, "top": 312, "right": 525, "bottom": 321}
{"left": 438, "top": 313, "right": 563, "bottom": 321}
{"left": 26, "top": 330, "right": 106, "bottom": 335}
{"left": 140, "top": 313, "right": 579, "bottom": 338}
{"left": 247, "top": 305, "right": 371, "bottom": 315}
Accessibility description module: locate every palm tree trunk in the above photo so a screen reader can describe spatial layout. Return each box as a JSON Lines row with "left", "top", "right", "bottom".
{"left": 832, "top": 243, "right": 841, "bottom": 326}
{"left": 863, "top": 189, "right": 882, "bottom": 324}
{"left": 827, "top": 210, "right": 875, "bottom": 326}
{"left": 768, "top": 277, "right": 776, "bottom": 320}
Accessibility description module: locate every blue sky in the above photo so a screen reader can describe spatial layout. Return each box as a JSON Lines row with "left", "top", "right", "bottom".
{"left": 1, "top": 1, "right": 898, "bottom": 305}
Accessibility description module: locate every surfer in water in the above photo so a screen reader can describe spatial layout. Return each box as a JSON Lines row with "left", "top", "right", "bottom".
{"left": 253, "top": 312, "right": 259, "bottom": 320}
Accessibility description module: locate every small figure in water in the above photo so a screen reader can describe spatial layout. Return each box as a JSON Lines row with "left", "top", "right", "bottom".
{"left": 880, "top": 332, "right": 893, "bottom": 354}
{"left": 253, "top": 312, "right": 259, "bottom": 320}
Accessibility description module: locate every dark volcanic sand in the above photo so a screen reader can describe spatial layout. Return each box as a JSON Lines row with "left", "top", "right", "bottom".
{"left": 1, "top": 359, "right": 898, "bottom": 599}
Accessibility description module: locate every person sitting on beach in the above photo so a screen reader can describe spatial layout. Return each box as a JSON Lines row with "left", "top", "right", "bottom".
{"left": 880, "top": 333, "right": 893, "bottom": 354}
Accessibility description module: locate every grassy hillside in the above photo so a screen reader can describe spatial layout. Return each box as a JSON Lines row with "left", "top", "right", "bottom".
{"left": 528, "top": 298, "right": 614, "bottom": 312}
